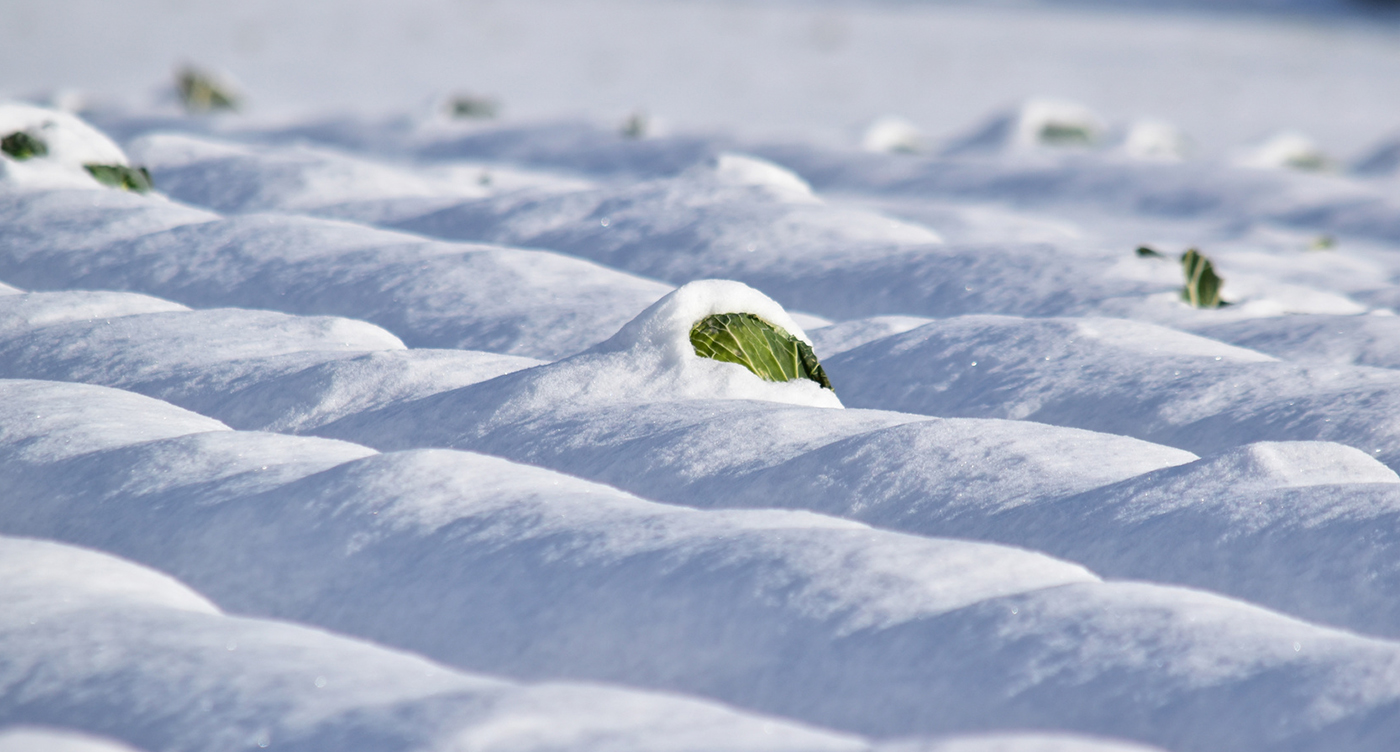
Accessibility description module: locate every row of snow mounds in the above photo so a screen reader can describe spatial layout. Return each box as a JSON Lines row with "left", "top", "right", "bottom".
{"left": 745, "top": 140, "right": 1400, "bottom": 246}
{"left": 0, "top": 186, "right": 670, "bottom": 359}
{"left": 306, "top": 289, "right": 1400, "bottom": 642}
{"left": 122, "top": 131, "right": 1194, "bottom": 325}
{"left": 0, "top": 533, "right": 890, "bottom": 752}
{"left": 818, "top": 314, "right": 1400, "bottom": 470}
{"left": 119, "top": 130, "right": 1393, "bottom": 325}
{"left": 0, "top": 290, "right": 540, "bottom": 433}
{"left": 12, "top": 277, "right": 1400, "bottom": 643}
{"left": 4, "top": 379, "right": 1400, "bottom": 752}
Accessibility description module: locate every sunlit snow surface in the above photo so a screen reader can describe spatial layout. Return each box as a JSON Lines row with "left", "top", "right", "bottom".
{"left": 7, "top": 1, "right": 1400, "bottom": 750}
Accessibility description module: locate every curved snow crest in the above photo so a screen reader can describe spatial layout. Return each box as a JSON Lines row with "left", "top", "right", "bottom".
{"left": 0, "top": 727, "right": 149, "bottom": 752}
{"left": 495, "top": 280, "right": 843, "bottom": 413}
{"left": 706, "top": 153, "right": 820, "bottom": 203}
{"left": 0, "top": 536, "right": 872, "bottom": 752}
{"left": 1, "top": 536, "right": 219, "bottom": 616}
{"left": 0, "top": 102, "right": 130, "bottom": 190}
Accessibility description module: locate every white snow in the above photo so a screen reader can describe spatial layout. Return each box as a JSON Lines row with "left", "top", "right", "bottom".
{"left": 5, "top": 4, "right": 1400, "bottom": 751}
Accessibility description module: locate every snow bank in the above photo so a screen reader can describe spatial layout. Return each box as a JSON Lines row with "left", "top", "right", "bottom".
{"left": 125, "top": 131, "right": 492, "bottom": 214}
{"left": 0, "top": 292, "right": 540, "bottom": 432}
{"left": 0, "top": 190, "right": 670, "bottom": 358}
{"left": 3, "top": 379, "right": 1399, "bottom": 751}
{"left": 823, "top": 314, "right": 1400, "bottom": 465}
{"left": 1, "top": 534, "right": 866, "bottom": 752}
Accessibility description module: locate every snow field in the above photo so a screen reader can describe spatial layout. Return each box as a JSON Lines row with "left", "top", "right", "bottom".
{"left": 8, "top": 89, "right": 1400, "bottom": 752}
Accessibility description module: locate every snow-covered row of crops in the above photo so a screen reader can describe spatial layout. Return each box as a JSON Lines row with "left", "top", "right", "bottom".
{"left": 6, "top": 37, "right": 1400, "bottom": 750}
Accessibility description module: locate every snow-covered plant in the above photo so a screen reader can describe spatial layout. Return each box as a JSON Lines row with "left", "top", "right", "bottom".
{"left": 621, "top": 112, "right": 649, "bottom": 139}
{"left": 176, "top": 66, "right": 241, "bottom": 113}
{"left": 861, "top": 116, "right": 924, "bottom": 154}
{"left": 84, "top": 164, "right": 153, "bottom": 193}
{"left": 1, "top": 131, "right": 47, "bottom": 160}
{"left": 1235, "top": 132, "right": 1331, "bottom": 172}
{"left": 446, "top": 94, "right": 499, "bottom": 119}
{"left": 1181, "top": 248, "right": 1225, "bottom": 308}
{"left": 1018, "top": 100, "right": 1103, "bottom": 149}
{"left": 690, "top": 312, "right": 833, "bottom": 390}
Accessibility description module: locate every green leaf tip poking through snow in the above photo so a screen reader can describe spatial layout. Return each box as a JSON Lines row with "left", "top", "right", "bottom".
{"left": 1, "top": 131, "right": 48, "bottom": 160}
{"left": 1135, "top": 245, "right": 1165, "bottom": 258}
{"left": 177, "top": 66, "right": 240, "bottom": 113}
{"left": 1180, "top": 248, "right": 1226, "bottom": 308}
{"left": 691, "top": 313, "right": 834, "bottom": 391}
{"left": 84, "top": 164, "right": 154, "bottom": 193}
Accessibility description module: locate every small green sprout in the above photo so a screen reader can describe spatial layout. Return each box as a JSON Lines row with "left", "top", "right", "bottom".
{"left": 1136, "top": 245, "right": 1165, "bottom": 258}
{"left": 177, "top": 66, "right": 240, "bottom": 113}
{"left": 1, "top": 131, "right": 48, "bottom": 160}
{"left": 1180, "top": 248, "right": 1226, "bottom": 308}
{"left": 690, "top": 312, "right": 833, "bottom": 391}
{"left": 84, "top": 164, "right": 154, "bottom": 193}
{"left": 1310, "top": 235, "right": 1336, "bottom": 251}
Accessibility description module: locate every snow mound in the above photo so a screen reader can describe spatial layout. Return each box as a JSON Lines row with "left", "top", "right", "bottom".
{"left": 1, "top": 536, "right": 218, "bottom": 615}
{"left": 0, "top": 102, "right": 130, "bottom": 190}
{"left": 1121, "top": 120, "right": 1190, "bottom": 162}
{"left": 823, "top": 313, "right": 1400, "bottom": 468}
{"left": 710, "top": 153, "right": 819, "bottom": 202}
{"left": 475, "top": 280, "right": 844, "bottom": 415}
{"left": 862, "top": 116, "right": 925, "bottom": 155}
{"left": 0, "top": 728, "right": 148, "bottom": 752}
{"left": 0, "top": 290, "right": 187, "bottom": 332}
{"left": 882, "top": 734, "right": 1164, "bottom": 752}
{"left": 1235, "top": 131, "right": 1332, "bottom": 172}
{"left": 126, "top": 131, "right": 490, "bottom": 213}
{"left": 944, "top": 99, "right": 1105, "bottom": 154}
{"left": 1192, "top": 313, "right": 1400, "bottom": 369}
{"left": 0, "top": 534, "right": 868, "bottom": 752}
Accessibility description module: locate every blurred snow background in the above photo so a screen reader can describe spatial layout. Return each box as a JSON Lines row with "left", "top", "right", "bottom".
{"left": 2, "top": 0, "right": 1399, "bottom": 157}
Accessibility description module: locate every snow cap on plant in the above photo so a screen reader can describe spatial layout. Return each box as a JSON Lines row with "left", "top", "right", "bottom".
{"left": 1235, "top": 131, "right": 1331, "bottom": 172}
{"left": 566, "top": 280, "right": 843, "bottom": 408}
{"left": 862, "top": 116, "right": 925, "bottom": 154}
{"left": 1015, "top": 99, "right": 1104, "bottom": 149}
{"left": 0, "top": 102, "right": 140, "bottom": 190}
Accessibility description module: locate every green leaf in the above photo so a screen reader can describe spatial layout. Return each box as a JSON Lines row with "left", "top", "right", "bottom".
{"left": 1180, "top": 248, "right": 1225, "bottom": 308}
{"left": 1, "top": 131, "right": 48, "bottom": 160}
{"left": 1039, "top": 122, "right": 1094, "bottom": 146}
{"left": 1135, "top": 245, "right": 1165, "bottom": 258}
{"left": 177, "top": 67, "right": 240, "bottom": 113}
{"left": 84, "top": 164, "right": 154, "bottom": 193}
{"left": 690, "top": 312, "right": 834, "bottom": 391}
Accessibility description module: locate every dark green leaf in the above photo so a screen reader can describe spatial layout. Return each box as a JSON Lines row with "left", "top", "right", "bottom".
{"left": 84, "top": 164, "right": 154, "bottom": 193}
{"left": 1135, "top": 245, "right": 1165, "bottom": 258}
{"left": 1180, "top": 248, "right": 1225, "bottom": 308}
{"left": 1, "top": 131, "right": 48, "bottom": 160}
{"left": 690, "top": 312, "right": 834, "bottom": 391}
